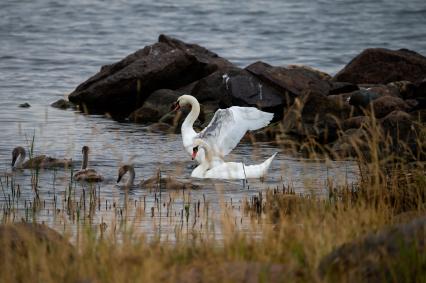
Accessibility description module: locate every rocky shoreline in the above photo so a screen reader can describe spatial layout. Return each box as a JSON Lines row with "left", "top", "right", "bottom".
{"left": 56, "top": 35, "right": 426, "bottom": 160}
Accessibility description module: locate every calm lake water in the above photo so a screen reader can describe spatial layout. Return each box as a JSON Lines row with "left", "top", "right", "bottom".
{"left": 1, "top": 0, "right": 425, "bottom": 238}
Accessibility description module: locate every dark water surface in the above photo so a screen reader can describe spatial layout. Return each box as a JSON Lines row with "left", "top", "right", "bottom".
{"left": 1, "top": 0, "right": 424, "bottom": 238}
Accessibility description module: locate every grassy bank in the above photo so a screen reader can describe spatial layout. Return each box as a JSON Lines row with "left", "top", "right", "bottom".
{"left": 1, "top": 164, "right": 425, "bottom": 282}
{"left": 1, "top": 113, "right": 425, "bottom": 283}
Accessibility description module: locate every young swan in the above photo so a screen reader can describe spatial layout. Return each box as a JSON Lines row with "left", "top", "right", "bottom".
{"left": 117, "top": 164, "right": 199, "bottom": 190}
{"left": 191, "top": 139, "right": 277, "bottom": 179}
{"left": 117, "top": 164, "right": 137, "bottom": 188}
{"left": 73, "top": 146, "right": 103, "bottom": 182}
{"left": 11, "top": 146, "right": 72, "bottom": 169}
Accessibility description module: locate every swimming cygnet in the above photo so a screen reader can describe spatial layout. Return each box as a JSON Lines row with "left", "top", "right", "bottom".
{"left": 73, "top": 146, "right": 103, "bottom": 182}
{"left": 116, "top": 164, "right": 137, "bottom": 188}
{"left": 11, "top": 146, "right": 72, "bottom": 170}
{"left": 117, "top": 164, "right": 198, "bottom": 190}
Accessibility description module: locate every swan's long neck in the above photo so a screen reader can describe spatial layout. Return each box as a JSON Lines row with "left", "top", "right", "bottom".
{"left": 198, "top": 140, "right": 213, "bottom": 168}
{"left": 15, "top": 151, "right": 26, "bottom": 168}
{"left": 81, "top": 151, "right": 88, "bottom": 170}
{"left": 182, "top": 96, "right": 200, "bottom": 134}
{"left": 126, "top": 166, "right": 135, "bottom": 187}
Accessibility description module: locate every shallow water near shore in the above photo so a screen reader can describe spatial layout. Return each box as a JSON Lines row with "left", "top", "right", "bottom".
{"left": 0, "top": 105, "right": 359, "bottom": 239}
{"left": 1, "top": 0, "right": 425, "bottom": 238}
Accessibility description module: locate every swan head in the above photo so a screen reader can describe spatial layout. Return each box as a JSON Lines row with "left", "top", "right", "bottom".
{"left": 117, "top": 164, "right": 132, "bottom": 183}
{"left": 82, "top": 146, "right": 90, "bottom": 154}
{"left": 192, "top": 139, "right": 210, "bottom": 161}
{"left": 11, "top": 146, "right": 26, "bottom": 167}
{"left": 192, "top": 146, "right": 199, "bottom": 160}
{"left": 172, "top": 95, "right": 198, "bottom": 111}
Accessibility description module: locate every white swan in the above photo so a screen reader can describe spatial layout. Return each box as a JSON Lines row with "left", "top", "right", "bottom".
{"left": 190, "top": 139, "right": 277, "bottom": 179}
{"left": 117, "top": 164, "right": 198, "bottom": 190}
{"left": 11, "top": 146, "right": 72, "bottom": 169}
{"left": 172, "top": 95, "right": 274, "bottom": 163}
{"left": 73, "top": 146, "right": 103, "bottom": 182}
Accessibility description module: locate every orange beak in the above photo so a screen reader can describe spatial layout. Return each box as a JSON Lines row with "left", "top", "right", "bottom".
{"left": 171, "top": 102, "right": 180, "bottom": 112}
{"left": 191, "top": 150, "right": 197, "bottom": 160}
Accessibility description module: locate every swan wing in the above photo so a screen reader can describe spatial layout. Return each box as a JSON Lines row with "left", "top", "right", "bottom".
{"left": 197, "top": 107, "right": 273, "bottom": 156}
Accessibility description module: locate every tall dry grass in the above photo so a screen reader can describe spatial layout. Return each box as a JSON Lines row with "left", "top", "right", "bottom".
{"left": 0, "top": 108, "right": 425, "bottom": 282}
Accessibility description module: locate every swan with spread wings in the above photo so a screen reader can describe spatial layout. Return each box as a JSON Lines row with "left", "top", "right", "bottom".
{"left": 172, "top": 95, "right": 274, "bottom": 163}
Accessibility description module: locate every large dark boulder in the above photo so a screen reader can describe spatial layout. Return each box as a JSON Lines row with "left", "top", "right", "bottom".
{"left": 318, "top": 217, "right": 426, "bottom": 283}
{"left": 367, "top": 84, "right": 400, "bottom": 98}
{"left": 371, "top": 96, "right": 410, "bottom": 118}
{"left": 328, "top": 81, "right": 359, "bottom": 95}
{"left": 158, "top": 34, "right": 232, "bottom": 72}
{"left": 348, "top": 89, "right": 382, "bottom": 108}
{"left": 246, "top": 62, "right": 332, "bottom": 102}
{"left": 281, "top": 90, "right": 352, "bottom": 143}
{"left": 333, "top": 48, "right": 426, "bottom": 84}
{"left": 128, "top": 89, "right": 179, "bottom": 123}
{"left": 342, "top": 116, "right": 371, "bottom": 130}
{"left": 68, "top": 35, "right": 234, "bottom": 115}
{"left": 331, "top": 128, "right": 369, "bottom": 158}
{"left": 191, "top": 67, "right": 285, "bottom": 113}
{"left": 380, "top": 110, "right": 424, "bottom": 159}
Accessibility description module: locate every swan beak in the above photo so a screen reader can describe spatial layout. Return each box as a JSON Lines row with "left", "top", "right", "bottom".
{"left": 171, "top": 102, "right": 180, "bottom": 112}
{"left": 117, "top": 174, "right": 123, "bottom": 183}
{"left": 191, "top": 151, "right": 197, "bottom": 160}
{"left": 11, "top": 154, "right": 17, "bottom": 167}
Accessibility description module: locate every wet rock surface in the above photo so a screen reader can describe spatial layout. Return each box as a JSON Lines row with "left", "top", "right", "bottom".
{"left": 18, "top": 102, "right": 31, "bottom": 108}
{"left": 128, "top": 89, "right": 179, "bottom": 123}
{"left": 51, "top": 99, "right": 74, "bottom": 110}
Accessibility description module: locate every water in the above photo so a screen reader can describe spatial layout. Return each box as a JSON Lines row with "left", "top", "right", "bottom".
{"left": 1, "top": 0, "right": 425, "bottom": 238}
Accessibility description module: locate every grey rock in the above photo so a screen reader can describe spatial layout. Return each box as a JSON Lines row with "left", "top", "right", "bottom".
{"left": 246, "top": 61, "right": 332, "bottom": 101}
{"left": 191, "top": 67, "right": 284, "bottom": 110}
{"left": 318, "top": 217, "right": 426, "bottom": 283}
{"left": 348, "top": 89, "right": 381, "bottom": 108}
{"left": 282, "top": 90, "right": 351, "bottom": 143}
{"left": 19, "top": 102, "right": 30, "bottom": 108}
{"left": 371, "top": 96, "right": 410, "bottom": 118}
{"left": 128, "top": 89, "right": 179, "bottom": 123}
{"left": 333, "top": 48, "right": 426, "bottom": 84}
{"left": 51, "top": 99, "right": 74, "bottom": 109}
{"left": 328, "top": 81, "right": 359, "bottom": 95}
{"left": 69, "top": 35, "right": 234, "bottom": 115}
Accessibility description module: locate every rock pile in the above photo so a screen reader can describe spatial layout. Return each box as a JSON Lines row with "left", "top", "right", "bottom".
{"left": 61, "top": 35, "right": 425, "bottom": 160}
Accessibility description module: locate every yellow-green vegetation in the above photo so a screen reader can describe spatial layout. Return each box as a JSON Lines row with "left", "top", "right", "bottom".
{"left": 1, "top": 113, "right": 425, "bottom": 283}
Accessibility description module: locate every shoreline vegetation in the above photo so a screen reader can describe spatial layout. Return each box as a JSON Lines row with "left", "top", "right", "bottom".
{"left": 2, "top": 35, "right": 425, "bottom": 282}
